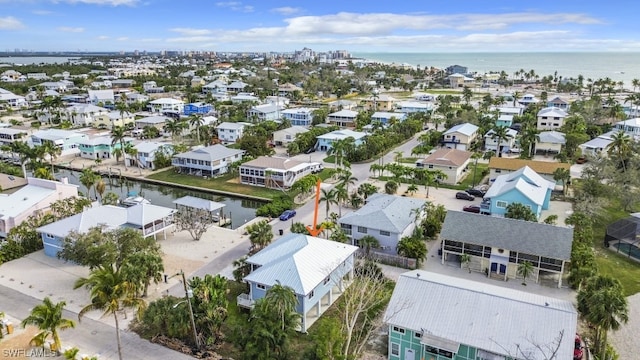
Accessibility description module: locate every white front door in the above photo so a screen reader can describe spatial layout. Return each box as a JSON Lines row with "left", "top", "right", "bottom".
{"left": 405, "top": 348, "right": 415, "bottom": 360}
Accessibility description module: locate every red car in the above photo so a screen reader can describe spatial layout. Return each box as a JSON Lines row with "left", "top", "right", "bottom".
{"left": 574, "top": 334, "right": 584, "bottom": 360}
{"left": 462, "top": 205, "right": 481, "bottom": 213}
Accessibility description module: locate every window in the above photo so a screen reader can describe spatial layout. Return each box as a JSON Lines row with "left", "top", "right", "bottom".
{"left": 392, "top": 326, "right": 405, "bottom": 334}
{"left": 391, "top": 343, "right": 400, "bottom": 356}
{"left": 496, "top": 200, "right": 508, "bottom": 208}
{"left": 256, "top": 284, "right": 266, "bottom": 290}
{"left": 323, "top": 277, "right": 330, "bottom": 285}
{"left": 380, "top": 230, "right": 390, "bottom": 236}
{"left": 45, "top": 233, "right": 55, "bottom": 239}
{"left": 308, "top": 290, "right": 314, "bottom": 299}
{"left": 495, "top": 169, "right": 501, "bottom": 173}
{"left": 414, "top": 332, "right": 422, "bottom": 339}
{"left": 428, "top": 164, "right": 434, "bottom": 169}
{"left": 357, "top": 226, "right": 367, "bottom": 234}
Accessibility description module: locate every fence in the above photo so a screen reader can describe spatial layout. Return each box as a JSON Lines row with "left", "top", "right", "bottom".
{"left": 357, "top": 249, "right": 417, "bottom": 269}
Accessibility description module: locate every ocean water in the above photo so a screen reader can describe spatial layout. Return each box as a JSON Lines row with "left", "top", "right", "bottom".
{"left": 0, "top": 56, "right": 80, "bottom": 65}
{"left": 352, "top": 52, "right": 640, "bottom": 86}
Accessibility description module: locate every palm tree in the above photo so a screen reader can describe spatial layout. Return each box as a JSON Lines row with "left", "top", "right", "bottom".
{"left": 33, "top": 166, "right": 54, "bottom": 180}
{"left": 110, "top": 126, "right": 127, "bottom": 168}
{"left": 74, "top": 266, "right": 146, "bottom": 360}
{"left": 517, "top": 261, "right": 534, "bottom": 285}
{"left": 189, "top": 114, "right": 205, "bottom": 143}
{"left": 246, "top": 219, "right": 273, "bottom": 253}
{"left": 21, "top": 297, "right": 75, "bottom": 353}
{"left": 406, "top": 183, "right": 419, "bottom": 196}
{"left": 359, "top": 235, "right": 380, "bottom": 255}
{"left": 320, "top": 188, "right": 338, "bottom": 220}
{"left": 41, "top": 141, "right": 61, "bottom": 175}
{"left": 334, "top": 185, "right": 349, "bottom": 217}
{"left": 264, "top": 283, "right": 299, "bottom": 331}
{"left": 393, "top": 151, "right": 403, "bottom": 164}
{"left": 553, "top": 167, "right": 571, "bottom": 196}
{"left": 337, "top": 169, "right": 358, "bottom": 194}
{"left": 489, "top": 125, "right": 510, "bottom": 157}
{"left": 79, "top": 168, "right": 98, "bottom": 199}
{"left": 2, "top": 141, "right": 35, "bottom": 178}
{"left": 124, "top": 143, "right": 138, "bottom": 168}
{"left": 606, "top": 130, "right": 632, "bottom": 172}
{"left": 95, "top": 179, "right": 106, "bottom": 201}
{"left": 164, "top": 118, "right": 186, "bottom": 142}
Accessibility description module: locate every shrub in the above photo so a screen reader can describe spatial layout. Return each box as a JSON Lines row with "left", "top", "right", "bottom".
{"left": 255, "top": 196, "right": 294, "bottom": 218}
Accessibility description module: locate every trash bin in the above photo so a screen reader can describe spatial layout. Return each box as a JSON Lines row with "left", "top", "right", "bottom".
{"left": 6, "top": 322, "right": 13, "bottom": 334}
{"left": 279, "top": 229, "right": 284, "bottom": 236}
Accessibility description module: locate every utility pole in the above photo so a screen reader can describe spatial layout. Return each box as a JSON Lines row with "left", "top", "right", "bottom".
{"left": 176, "top": 270, "right": 200, "bottom": 350}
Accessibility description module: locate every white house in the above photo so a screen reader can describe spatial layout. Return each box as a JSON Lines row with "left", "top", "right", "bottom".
{"left": 316, "top": 129, "right": 367, "bottom": 151}
{"left": 415, "top": 148, "right": 472, "bottom": 185}
{"left": 172, "top": 144, "right": 245, "bottom": 177}
{"left": 537, "top": 107, "right": 569, "bottom": 131}
{"left": 238, "top": 233, "right": 358, "bottom": 332}
{"left": 272, "top": 126, "right": 309, "bottom": 146}
{"left": 87, "top": 89, "right": 115, "bottom": 106}
{"left": 65, "top": 103, "right": 110, "bottom": 127}
{"left": 127, "top": 141, "right": 173, "bottom": 169}
{"left": 148, "top": 98, "right": 185, "bottom": 114}
{"left": 395, "top": 101, "right": 434, "bottom": 114}
{"left": 0, "top": 127, "right": 27, "bottom": 145}
{"left": 536, "top": 130, "right": 566, "bottom": 154}
{"left": 30, "top": 129, "right": 87, "bottom": 156}
{"left": 327, "top": 109, "right": 358, "bottom": 127}
{"left": 518, "top": 93, "right": 539, "bottom": 107}
{"left": 338, "top": 194, "right": 426, "bottom": 254}
{"left": 0, "top": 89, "right": 27, "bottom": 109}
{"left": 239, "top": 156, "right": 321, "bottom": 189}
{"left": 484, "top": 128, "right": 518, "bottom": 153}
{"left": 281, "top": 107, "right": 317, "bottom": 127}
{"left": 216, "top": 122, "right": 250, "bottom": 143}
{"left": 613, "top": 118, "right": 640, "bottom": 138}
{"left": 247, "top": 104, "right": 283, "bottom": 122}
{"left": 442, "top": 123, "right": 479, "bottom": 151}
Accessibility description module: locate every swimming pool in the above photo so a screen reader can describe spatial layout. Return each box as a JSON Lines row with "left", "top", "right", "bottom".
{"left": 613, "top": 242, "right": 640, "bottom": 261}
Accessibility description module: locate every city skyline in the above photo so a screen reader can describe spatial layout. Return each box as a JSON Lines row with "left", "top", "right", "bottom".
{"left": 0, "top": 0, "right": 639, "bottom": 53}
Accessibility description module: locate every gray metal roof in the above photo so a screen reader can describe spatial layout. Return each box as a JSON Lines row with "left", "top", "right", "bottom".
{"left": 440, "top": 211, "right": 573, "bottom": 260}
{"left": 384, "top": 270, "right": 576, "bottom": 360}
{"left": 244, "top": 233, "right": 358, "bottom": 295}
{"left": 173, "top": 144, "right": 245, "bottom": 162}
{"left": 339, "top": 194, "right": 426, "bottom": 233}
{"left": 172, "top": 196, "right": 225, "bottom": 212}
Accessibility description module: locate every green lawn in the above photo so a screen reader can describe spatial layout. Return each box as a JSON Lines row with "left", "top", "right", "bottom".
{"left": 399, "top": 157, "right": 419, "bottom": 164}
{"left": 591, "top": 200, "right": 640, "bottom": 296}
{"left": 146, "top": 169, "right": 283, "bottom": 200}
{"left": 458, "top": 164, "right": 489, "bottom": 190}
{"left": 323, "top": 155, "right": 336, "bottom": 164}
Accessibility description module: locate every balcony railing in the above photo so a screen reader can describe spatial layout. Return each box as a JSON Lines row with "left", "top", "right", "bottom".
{"left": 237, "top": 293, "right": 255, "bottom": 309}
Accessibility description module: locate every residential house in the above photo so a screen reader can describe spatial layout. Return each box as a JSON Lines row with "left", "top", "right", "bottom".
{"left": 0, "top": 173, "right": 27, "bottom": 191}
{"left": 37, "top": 203, "right": 175, "bottom": 257}
{"left": 536, "top": 131, "right": 566, "bottom": 154}
{"left": 216, "top": 122, "right": 250, "bottom": 143}
{"left": 316, "top": 129, "right": 367, "bottom": 151}
{"left": 362, "top": 94, "right": 396, "bottom": 111}
{"left": 148, "top": 98, "right": 185, "bottom": 114}
{"left": 484, "top": 128, "right": 518, "bottom": 154}
{"left": 441, "top": 123, "right": 479, "bottom": 151}
{"left": 440, "top": 210, "right": 573, "bottom": 286}
{"left": 125, "top": 92, "right": 149, "bottom": 105}
{"left": 0, "top": 70, "right": 22, "bottom": 82}
{"left": 415, "top": 148, "right": 472, "bottom": 185}
{"left": 77, "top": 136, "right": 134, "bottom": 160}
{"left": 414, "top": 93, "right": 435, "bottom": 101}
{"left": 172, "top": 144, "right": 245, "bottom": 177}
{"left": 39, "top": 81, "right": 71, "bottom": 92}
{"left": 135, "top": 115, "right": 170, "bottom": 131}
{"left": 239, "top": 156, "right": 321, "bottom": 189}
{"left": 579, "top": 132, "right": 614, "bottom": 157}
{"left": 127, "top": 141, "right": 173, "bottom": 169}
{"left": 65, "top": 103, "right": 110, "bottom": 127}
{"left": 272, "top": 126, "right": 309, "bottom": 146}
{"left": 111, "top": 79, "right": 135, "bottom": 88}
{"left": 328, "top": 99, "right": 357, "bottom": 111}
{"left": 613, "top": 118, "right": 640, "bottom": 138}
{"left": 264, "top": 95, "right": 289, "bottom": 107}
{"left": 492, "top": 106, "right": 524, "bottom": 127}
{"left": 87, "top": 89, "right": 115, "bottom": 106}
{"left": 447, "top": 73, "right": 475, "bottom": 88}
{"left": 237, "top": 233, "right": 358, "bottom": 332}
{"left": 92, "top": 110, "right": 135, "bottom": 130}
{"left": 445, "top": 65, "right": 468, "bottom": 74}
{"left": 247, "top": 103, "right": 283, "bottom": 122}
{"left": 395, "top": 101, "right": 433, "bottom": 114}
{"left": 277, "top": 83, "right": 303, "bottom": 97}
{"left": 28, "top": 73, "right": 49, "bottom": 80}
{"left": 231, "top": 93, "right": 260, "bottom": 104}
{"left": 30, "top": 129, "right": 87, "bottom": 156}
{"left": 0, "top": 127, "right": 27, "bottom": 145}
{"left": 226, "top": 81, "right": 248, "bottom": 93}
{"left": 281, "top": 107, "right": 317, "bottom": 127}
{"left": 371, "top": 112, "right": 407, "bottom": 125}
{"left": 488, "top": 157, "right": 571, "bottom": 183}
{"left": 143, "top": 81, "right": 164, "bottom": 94}
{"left": 537, "top": 107, "right": 569, "bottom": 130}
{"left": 0, "top": 177, "right": 78, "bottom": 238}
{"left": 481, "top": 166, "right": 555, "bottom": 219}
{"left": 202, "top": 79, "right": 228, "bottom": 95}
{"left": 327, "top": 109, "right": 358, "bottom": 127}
{"left": 0, "top": 89, "right": 27, "bottom": 110}
{"left": 547, "top": 96, "right": 570, "bottom": 110}
{"left": 190, "top": 76, "right": 205, "bottom": 87}
{"left": 384, "top": 270, "right": 577, "bottom": 360}
{"left": 183, "top": 102, "right": 213, "bottom": 115}
{"left": 518, "top": 93, "right": 539, "bottom": 107}
{"left": 338, "top": 194, "right": 426, "bottom": 254}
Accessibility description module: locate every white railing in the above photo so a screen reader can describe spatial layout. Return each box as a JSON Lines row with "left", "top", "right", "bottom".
{"left": 237, "top": 293, "right": 255, "bottom": 309}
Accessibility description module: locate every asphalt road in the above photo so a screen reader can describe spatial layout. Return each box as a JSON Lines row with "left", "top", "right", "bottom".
{"left": 0, "top": 284, "right": 193, "bottom": 360}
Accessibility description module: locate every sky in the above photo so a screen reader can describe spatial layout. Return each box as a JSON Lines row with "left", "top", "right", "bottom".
{"left": 1, "top": 0, "right": 639, "bottom": 53}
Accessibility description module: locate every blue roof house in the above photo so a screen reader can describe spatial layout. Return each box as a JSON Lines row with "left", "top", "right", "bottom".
{"left": 370, "top": 111, "right": 407, "bottom": 125}
{"left": 237, "top": 233, "right": 359, "bottom": 332}
{"left": 481, "top": 166, "right": 555, "bottom": 218}
{"left": 183, "top": 102, "right": 213, "bottom": 115}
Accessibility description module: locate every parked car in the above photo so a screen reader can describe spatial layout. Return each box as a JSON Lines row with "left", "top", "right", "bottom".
{"left": 456, "top": 192, "right": 475, "bottom": 201}
{"left": 466, "top": 188, "right": 485, "bottom": 197}
{"left": 279, "top": 210, "right": 297, "bottom": 221}
{"left": 462, "top": 205, "right": 481, "bottom": 213}
{"left": 574, "top": 334, "right": 584, "bottom": 360}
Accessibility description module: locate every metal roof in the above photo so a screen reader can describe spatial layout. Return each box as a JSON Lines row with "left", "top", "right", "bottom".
{"left": 444, "top": 123, "right": 478, "bottom": 136}
{"left": 173, "top": 144, "right": 245, "bottom": 162}
{"left": 339, "top": 193, "right": 426, "bottom": 233}
{"left": 244, "top": 234, "right": 358, "bottom": 295}
{"left": 384, "top": 270, "right": 576, "bottom": 360}
{"left": 484, "top": 166, "right": 555, "bottom": 206}
{"left": 172, "top": 196, "right": 225, "bottom": 212}
{"left": 538, "top": 131, "right": 566, "bottom": 144}
{"left": 440, "top": 211, "right": 573, "bottom": 260}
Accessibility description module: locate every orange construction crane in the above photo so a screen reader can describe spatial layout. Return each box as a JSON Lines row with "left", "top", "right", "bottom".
{"left": 306, "top": 179, "right": 324, "bottom": 237}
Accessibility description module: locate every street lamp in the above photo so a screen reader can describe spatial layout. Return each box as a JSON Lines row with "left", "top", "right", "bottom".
{"left": 170, "top": 270, "right": 200, "bottom": 350}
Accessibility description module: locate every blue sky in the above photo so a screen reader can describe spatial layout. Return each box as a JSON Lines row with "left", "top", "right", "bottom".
{"left": 0, "top": 0, "right": 638, "bottom": 53}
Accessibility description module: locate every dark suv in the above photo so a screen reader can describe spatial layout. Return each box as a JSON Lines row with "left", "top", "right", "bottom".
{"left": 455, "top": 192, "right": 475, "bottom": 201}
{"left": 466, "top": 188, "right": 485, "bottom": 197}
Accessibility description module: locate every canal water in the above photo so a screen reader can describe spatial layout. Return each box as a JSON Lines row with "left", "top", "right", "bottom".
{"left": 54, "top": 169, "right": 261, "bottom": 229}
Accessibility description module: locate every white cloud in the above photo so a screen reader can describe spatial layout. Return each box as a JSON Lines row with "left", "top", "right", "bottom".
{"left": 169, "top": 28, "right": 212, "bottom": 36}
{"left": 271, "top": 7, "right": 302, "bottom": 16}
{"left": 56, "top": 0, "right": 139, "bottom": 5}
{"left": 116, "top": 36, "right": 129, "bottom": 41}
{"left": 97, "top": 35, "right": 109, "bottom": 40}
{"left": 166, "top": 36, "right": 216, "bottom": 43}
{"left": 58, "top": 26, "right": 84, "bottom": 33}
{"left": 33, "top": 10, "right": 54, "bottom": 15}
{"left": 215, "top": 1, "right": 253, "bottom": 13}
{"left": 0, "top": 16, "right": 25, "bottom": 30}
